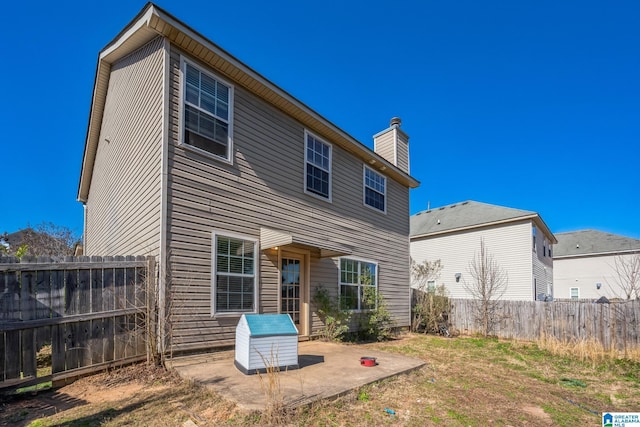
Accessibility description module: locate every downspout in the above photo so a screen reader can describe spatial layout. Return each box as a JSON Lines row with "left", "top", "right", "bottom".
{"left": 83, "top": 203, "right": 88, "bottom": 254}
{"left": 158, "top": 37, "right": 171, "bottom": 358}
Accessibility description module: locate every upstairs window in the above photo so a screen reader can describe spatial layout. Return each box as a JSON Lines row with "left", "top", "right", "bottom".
{"left": 363, "top": 166, "right": 386, "bottom": 212}
{"left": 532, "top": 226, "right": 537, "bottom": 252}
{"left": 304, "top": 131, "right": 332, "bottom": 200}
{"left": 182, "top": 60, "right": 233, "bottom": 161}
{"left": 212, "top": 233, "right": 257, "bottom": 314}
{"left": 340, "top": 258, "right": 377, "bottom": 310}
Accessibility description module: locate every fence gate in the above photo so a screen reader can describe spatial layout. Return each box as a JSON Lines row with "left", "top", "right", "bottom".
{"left": 0, "top": 255, "right": 154, "bottom": 391}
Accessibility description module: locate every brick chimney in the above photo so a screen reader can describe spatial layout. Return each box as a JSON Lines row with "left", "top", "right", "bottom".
{"left": 373, "top": 117, "right": 409, "bottom": 174}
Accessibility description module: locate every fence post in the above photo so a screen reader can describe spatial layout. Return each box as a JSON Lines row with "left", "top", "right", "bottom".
{"left": 20, "top": 257, "right": 37, "bottom": 379}
{"left": 146, "top": 256, "right": 158, "bottom": 365}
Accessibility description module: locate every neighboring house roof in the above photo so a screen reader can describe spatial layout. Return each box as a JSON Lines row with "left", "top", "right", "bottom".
{"left": 410, "top": 200, "right": 557, "bottom": 242}
{"left": 2, "top": 229, "right": 30, "bottom": 248}
{"left": 77, "top": 2, "right": 419, "bottom": 203}
{"left": 554, "top": 230, "right": 640, "bottom": 258}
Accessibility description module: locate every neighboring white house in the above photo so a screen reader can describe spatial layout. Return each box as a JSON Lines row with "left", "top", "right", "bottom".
{"left": 553, "top": 230, "right": 640, "bottom": 300}
{"left": 410, "top": 201, "right": 556, "bottom": 301}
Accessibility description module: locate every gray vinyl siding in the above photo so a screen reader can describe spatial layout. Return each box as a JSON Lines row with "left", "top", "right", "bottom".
{"left": 410, "top": 221, "right": 534, "bottom": 301}
{"left": 396, "top": 132, "right": 409, "bottom": 174}
{"left": 165, "top": 47, "right": 410, "bottom": 353}
{"left": 85, "top": 37, "right": 164, "bottom": 257}
{"left": 374, "top": 130, "right": 395, "bottom": 165}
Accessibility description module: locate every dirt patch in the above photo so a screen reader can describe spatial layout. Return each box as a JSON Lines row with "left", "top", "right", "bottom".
{"left": 60, "top": 381, "right": 146, "bottom": 404}
{"left": 55, "top": 364, "right": 179, "bottom": 406}
{"left": 522, "top": 405, "right": 552, "bottom": 421}
{"left": 0, "top": 364, "right": 186, "bottom": 427}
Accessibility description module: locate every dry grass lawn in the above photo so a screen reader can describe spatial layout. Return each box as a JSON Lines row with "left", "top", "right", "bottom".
{"left": 1, "top": 333, "right": 639, "bottom": 426}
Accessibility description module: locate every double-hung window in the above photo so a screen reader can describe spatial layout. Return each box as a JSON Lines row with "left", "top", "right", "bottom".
{"left": 339, "top": 258, "right": 378, "bottom": 310}
{"left": 182, "top": 60, "right": 233, "bottom": 161}
{"left": 212, "top": 233, "right": 257, "bottom": 315}
{"left": 304, "top": 131, "right": 331, "bottom": 200}
{"left": 427, "top": 280, "right": 436, "bottom": 292}
{"left": 363, "top": 166, "right": 386, "bottom": 212}
{"left": 570, "top": 287, "right": 579, "bottom": 300}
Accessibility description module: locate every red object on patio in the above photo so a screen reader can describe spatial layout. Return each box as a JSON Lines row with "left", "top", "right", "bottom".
{"left": 360, "top": 357, "right": 377, "bottom": 367}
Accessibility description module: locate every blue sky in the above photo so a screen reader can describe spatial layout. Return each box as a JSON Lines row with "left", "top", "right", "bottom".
{"left": 2, "top": 0, "right": 638, "bottom": 239}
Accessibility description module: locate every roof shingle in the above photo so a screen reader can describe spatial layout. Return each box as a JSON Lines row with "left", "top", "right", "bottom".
{"left": 410, "top": 200, "right": 538, "bottom": 237}
{"left": 554, "top": 230, "right": 640, "bottom": 257}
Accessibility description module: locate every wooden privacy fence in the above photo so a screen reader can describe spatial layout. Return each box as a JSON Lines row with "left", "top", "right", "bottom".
{"left": 0, "top": 255, "right": 155, "bottom": 391}
{"left": 449, "top": 299, "right": 640, "bottom": 352}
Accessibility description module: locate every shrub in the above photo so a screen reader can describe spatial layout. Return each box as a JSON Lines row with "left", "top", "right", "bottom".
{"left": 356, "top": 286, "right": 394, "bottom": 342}
{"left": 412, "top": 284, "right": 451, "bottom": 335}
{"left": 312, "top": 287, "right": 351, "bottom": 342}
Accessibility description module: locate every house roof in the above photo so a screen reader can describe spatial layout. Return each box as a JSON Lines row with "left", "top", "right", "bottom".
{"left": 77, "top": 2, "right": 419, "bottom": 203}
{"left": 553, "top": 229, "right": 640, "bottom": 258}
{"left": 410, "top": 200, "right": 557, "bottom": 242}
{"left": 2, "top": 229, "right": 31, "bottom": 248}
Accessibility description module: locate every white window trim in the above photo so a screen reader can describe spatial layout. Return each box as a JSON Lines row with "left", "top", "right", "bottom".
{"left": 570, "top": 287, "right": 580, "bottom": 300}
{"left": 427, "top": 280, "right": 436, "bottom": 292}
{"left": 362, "top": 165, "right": 387, "bottom": 214}
{"left": 211, "top": 230, "right": 259, "bottom": 317}
{"left": 338, "top": 256, "right": 379, "bottom": 312}
{"left": 532, "top": 226, "right": 537, "bottom": 252}
{"left": 303, "top": 130, "right": 332, "bottom": 202}
{"left": 179, "top": 56, "right": 235, "bottom": 165}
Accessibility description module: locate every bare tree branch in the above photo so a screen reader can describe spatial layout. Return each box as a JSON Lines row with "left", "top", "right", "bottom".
{"left": 410, "top": 258, "right": 448, "bottom": 333}
{"left": 464, "top": 238, "right": 508, "bottom": 336}
{"left": 607, "top": 253, "right": 640, "bottom": 300}
{"left": 3, "top": 222, "right": 80, "bottom": 257}
{"left": 411, "top": 258, "right": 443, "bottom": 292}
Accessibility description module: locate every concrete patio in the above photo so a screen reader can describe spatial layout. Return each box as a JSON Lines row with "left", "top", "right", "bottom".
{"left": 167, "top": 340, "right": 426, "bottom": 411}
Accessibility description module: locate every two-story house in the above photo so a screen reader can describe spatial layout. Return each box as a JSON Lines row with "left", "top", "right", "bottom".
{"left": 410, "top": 201, "right": 556, "bottom": 301}
{"left": 77, "top": 3, "right": 419, "bottom": 354}
{"left": 553, "top": 230, "right": 640, "bottom": 300}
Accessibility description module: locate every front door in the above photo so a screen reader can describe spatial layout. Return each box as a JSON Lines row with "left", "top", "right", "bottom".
{"left": 281, "top": 255, "right": 306, "bottom": 334}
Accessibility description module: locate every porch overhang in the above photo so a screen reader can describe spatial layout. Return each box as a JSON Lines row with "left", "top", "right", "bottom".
{"left": 260, "top": 227, "right": 352, "bottom": 258}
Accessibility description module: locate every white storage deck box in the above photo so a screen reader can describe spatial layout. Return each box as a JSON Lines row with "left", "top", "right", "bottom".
{"left": 234, "top": 314, "right": 299, "bottom": 375}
